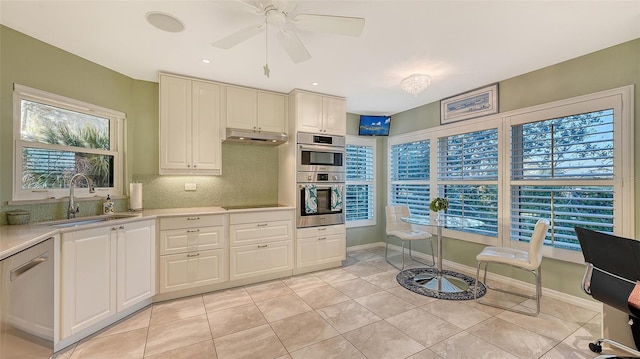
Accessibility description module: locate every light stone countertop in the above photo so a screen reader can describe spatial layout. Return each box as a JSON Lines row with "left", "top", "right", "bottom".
{"left": 0, "top": 205, "right": 295, "bottom": 260}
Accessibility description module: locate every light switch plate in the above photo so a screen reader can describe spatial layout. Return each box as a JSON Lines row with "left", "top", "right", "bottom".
{"left": 184, "top": 183, "right": 197, "bottom": 191}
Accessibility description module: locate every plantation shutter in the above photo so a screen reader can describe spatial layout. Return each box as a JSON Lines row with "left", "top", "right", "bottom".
{"left": 346, "top": 144, "right": 374, "bottom": 222}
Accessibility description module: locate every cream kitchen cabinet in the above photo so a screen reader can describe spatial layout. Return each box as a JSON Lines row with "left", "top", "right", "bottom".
{"left": 159, "top": 74, "right": 222, "bottom": 175}
{"left": 291, "top": 90, "right": 346, "bottom": 135}
{"left": 226, "top": 86, "right": 286, "bottom": 134}
{"left": 296, "top": 224, "right": 346, "bottom": 268}
{"left": 158, "top": 214, "right": 227, "bottom": 293}
{"left": 60, "top": 219, "right": 155, "bottom": 338}
{"left": 229, "top": 210, "right": 294, "bottom": 280}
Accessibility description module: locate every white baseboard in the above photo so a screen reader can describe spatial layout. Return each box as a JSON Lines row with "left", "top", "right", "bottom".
{"left": 348, "top": 241, "right": 601, "bottom": 312}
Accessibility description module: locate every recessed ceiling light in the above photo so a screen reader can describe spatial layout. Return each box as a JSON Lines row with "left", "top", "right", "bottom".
{"left": 312, "top": 82, "right": 319, "bottom": 86}
{"left": 146, "top": 11, "right": 185, "bottom": 33}
{"left": 201, "top": 59, "right": 211, "bottom": 64}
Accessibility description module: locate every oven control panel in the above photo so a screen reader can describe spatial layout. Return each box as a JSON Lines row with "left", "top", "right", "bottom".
{"left": 297, "top": 171, "right": 344, "bottom": 183}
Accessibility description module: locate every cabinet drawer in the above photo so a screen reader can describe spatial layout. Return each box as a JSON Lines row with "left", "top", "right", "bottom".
{"left": 229, "top": 210, "right": 293, "bottom": 225}
{"left": 160, "top": 226, "right": 224, "bottom": 255}
{"left": 230, "top": 240, "right": 292, "bottom": 280}
{"left": 159, "top": 249, "right": 226, "bottom": 293}
{"left": 296, "top": 234, "right": 346, "bottom": 268}
{"left": 159, "top": 214, "right": 225, "bottom": 230}
{"left": 297, "top": 224, "right": 345, "bottom": 239}
{"left": 230, "top": 220, "right": 292, "bottom": 246}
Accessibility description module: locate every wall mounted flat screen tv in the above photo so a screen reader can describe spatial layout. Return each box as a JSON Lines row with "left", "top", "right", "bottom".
{"left": 359, "top": 115, "right": 391, "bottom": 136}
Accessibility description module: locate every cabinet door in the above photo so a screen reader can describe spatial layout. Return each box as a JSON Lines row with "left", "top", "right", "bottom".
{"left": 322, "top": 96, "right": 346, "bottom": 136}
{"left": 230, "top": 220, "right": 292, "bottom": 246}
{"left": 226, "top": 86, "right": 257, "bottom": 131}
{"left": 297, "top": 234, "right": 346, "bottom": 268}
{"left": 160, "top": 226, "right": 224, "bottom": 255}
{"left": 61, "top": 226, "right": 116, "bottom": 338}
{"left": 192, "top": 81, "right": 222, "bottom": 172}
{"left": 160, "top": 75, "right": 192, "bottom": 171}
{"left": 257, "top": 91, "right": 285, "bottom": 133}
{"left": 159, "top": 250, "right": 226, "bottom": 293}
{"left": 116, "top": 220, "right": 155, "bottom": 312}
{"left": 296, "top": 91, "right": 324, "bottom": 133}
{"left": 230, "top": 240, "right": 292, "bottom": 280}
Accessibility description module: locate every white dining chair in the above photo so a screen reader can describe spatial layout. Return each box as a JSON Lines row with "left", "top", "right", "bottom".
{"left": 385, "top": 205, "right": 435, "bottom": 270}
{"left": 474, "top": 218, "right": 550, "bottom": 316}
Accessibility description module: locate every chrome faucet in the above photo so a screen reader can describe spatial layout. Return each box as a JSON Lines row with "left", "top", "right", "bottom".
{"left": 68, "top": 173, "right": 95, "bottom": 219}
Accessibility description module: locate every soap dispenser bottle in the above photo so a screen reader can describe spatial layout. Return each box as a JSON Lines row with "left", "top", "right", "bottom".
{"left": 103, "top": 194, "right": 115, "bottom": 214}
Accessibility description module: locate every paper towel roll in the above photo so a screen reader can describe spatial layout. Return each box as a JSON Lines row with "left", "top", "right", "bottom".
{"left": 129, "top": 183, "right": 143, "bottom": 210}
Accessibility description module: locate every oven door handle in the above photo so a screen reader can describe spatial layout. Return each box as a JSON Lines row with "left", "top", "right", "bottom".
{"left": 298, "top": 144, "right": 343, "bottom": 153}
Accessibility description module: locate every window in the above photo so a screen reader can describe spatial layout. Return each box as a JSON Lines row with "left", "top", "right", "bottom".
{"left": 437, "top": 128, "right": 499, "bottom": 236}
{"left": 13, "top": 84, "right": 125, "bottom": 201}
{"left": 387, "top": 86, "right": 633, "bottom": 263}
{"left": 346, "top": 137, "right": 376, "bottom": 227}
{"left": 389, "top": 135, "right": 430, "bottom": 216}
{"left": 510, "top": 107, "right": 620, "bottom": 254}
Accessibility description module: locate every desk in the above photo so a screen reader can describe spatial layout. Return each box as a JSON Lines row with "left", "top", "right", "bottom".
{"left": 401, "top": 215, "right": 483, "bottom": 293}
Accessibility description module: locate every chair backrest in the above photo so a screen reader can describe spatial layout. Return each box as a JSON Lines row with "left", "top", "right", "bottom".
{"left": 528, "top": 218, "right": 550, "bottom": 268}
{"left": 385, "top": 205, "right": 412, "bottom": 233}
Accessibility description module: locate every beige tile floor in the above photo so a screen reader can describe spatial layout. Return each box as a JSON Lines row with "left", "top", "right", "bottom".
{"left": 53, "top": 247, "right": 617, "bottom": 359}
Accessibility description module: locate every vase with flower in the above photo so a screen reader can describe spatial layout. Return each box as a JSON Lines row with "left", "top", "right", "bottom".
{"left": 430, "top": 197, "right": 449, "bottom": 223}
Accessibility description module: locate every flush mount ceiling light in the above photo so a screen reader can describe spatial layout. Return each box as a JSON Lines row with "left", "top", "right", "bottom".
{"left": 146, "top": 11, "right": 185, "bottom": 33}
{"left": 400, "top": 73, "right": 432, "bottom": 96}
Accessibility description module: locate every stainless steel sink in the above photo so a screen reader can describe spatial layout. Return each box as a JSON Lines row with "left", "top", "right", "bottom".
{"left": 43, "top": 213, "right": 141, "bottom": 228}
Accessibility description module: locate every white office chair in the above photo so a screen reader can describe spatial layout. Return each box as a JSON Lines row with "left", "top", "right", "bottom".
{"left": 474, "top": 218, "right": 550, "bottom": 316}
{"left": 385, "top": 205, "right": 435, "bottom": 270}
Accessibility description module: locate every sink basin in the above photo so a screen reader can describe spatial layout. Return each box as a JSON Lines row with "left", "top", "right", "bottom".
{"left": 44, "top": 214, "right": 141, "bottom": 228}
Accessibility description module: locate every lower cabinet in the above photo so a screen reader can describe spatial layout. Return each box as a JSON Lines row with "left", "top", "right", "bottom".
{"left": 158, "top": 214, "right": 227, "bottom": 293}
{"left": 296, "top": 224, "right": 346, "bottom": 268}
{"left": 61, "top": 219, "right": 155, "bottom": 338}
{"left": 229, "top": 210, "right": 294, "bottom": 280}
{"left": 159, "top": 249, "right": 225, "bottom": 292}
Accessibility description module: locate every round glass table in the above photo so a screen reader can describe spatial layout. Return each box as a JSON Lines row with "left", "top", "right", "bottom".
{"left": 401, "top": 215, "right": 484, "bottom": 293}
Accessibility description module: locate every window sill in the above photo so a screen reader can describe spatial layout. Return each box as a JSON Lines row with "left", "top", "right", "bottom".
{"left": 8, "top": 194, "right": 127, "bottom": 206}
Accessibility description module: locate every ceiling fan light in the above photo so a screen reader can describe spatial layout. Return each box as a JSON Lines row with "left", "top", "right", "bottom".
{"left": 400, "top": 73, "right": 431, "bottom": 96}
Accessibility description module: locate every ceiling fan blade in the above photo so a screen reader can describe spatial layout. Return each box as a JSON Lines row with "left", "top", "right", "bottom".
{"left": 212, "top": 24, "right": 265, "bottom": 49}
{"left": 277, "top": 29, "right": 311, "bottom": 63}
{"left": 291, "top": 14, "right": 365, "bottom": 36}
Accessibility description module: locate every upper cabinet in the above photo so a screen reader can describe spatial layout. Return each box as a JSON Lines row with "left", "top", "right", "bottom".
{"left": 226, "top": 86, "right": 286, "bottom": 133}
{"left": 159, "top": 74, "right": 222, "bottom": 175}
{"left": 292, "top": 91, "right": 346, "bottom": 136}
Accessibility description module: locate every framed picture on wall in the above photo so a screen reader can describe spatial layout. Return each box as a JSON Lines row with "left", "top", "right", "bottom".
{"left": 440, "top": 83, "right": 499, "bottom": 124}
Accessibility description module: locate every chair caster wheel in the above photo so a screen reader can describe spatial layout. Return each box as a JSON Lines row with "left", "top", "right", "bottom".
{"left": 589, "top": 342, "right": 602, "bottom": 353}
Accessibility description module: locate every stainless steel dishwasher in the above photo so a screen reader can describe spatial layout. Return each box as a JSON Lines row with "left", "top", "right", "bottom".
{"left": 0, "top": 238, "right": 54, "bottom": 359}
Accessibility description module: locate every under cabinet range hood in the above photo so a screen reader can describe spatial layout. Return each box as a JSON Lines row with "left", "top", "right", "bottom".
{"left": 224, "top": 128, "right": 288, "bottom": 146}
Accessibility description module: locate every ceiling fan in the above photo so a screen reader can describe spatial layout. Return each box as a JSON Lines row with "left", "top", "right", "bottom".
{"left": 212, "top": 0, "right": 365, "bottom": 77}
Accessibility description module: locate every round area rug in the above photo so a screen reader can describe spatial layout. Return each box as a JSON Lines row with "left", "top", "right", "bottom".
{"left": 396, "top": 268, "right": 486, "bottom": 300}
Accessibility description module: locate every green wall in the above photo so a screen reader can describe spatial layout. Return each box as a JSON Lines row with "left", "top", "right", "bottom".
{"left": 0, "top": 25, "right": 279, "bottom": 223}
{"left": 346, "top": 38, "right": 640, "bottom": 299}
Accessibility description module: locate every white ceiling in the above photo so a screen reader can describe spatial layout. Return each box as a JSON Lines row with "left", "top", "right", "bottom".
{"left": 1, "top": 1, "right": 639, "bottom": 115}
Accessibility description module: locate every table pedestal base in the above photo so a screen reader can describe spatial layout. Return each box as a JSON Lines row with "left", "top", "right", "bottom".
{"left": 414, "top": 272, "right": 469, "bottom": 293}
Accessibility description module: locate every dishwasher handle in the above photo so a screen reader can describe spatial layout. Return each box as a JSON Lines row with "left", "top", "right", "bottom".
{"left": 10, "top": 251, "right": 49, "bottom": 281}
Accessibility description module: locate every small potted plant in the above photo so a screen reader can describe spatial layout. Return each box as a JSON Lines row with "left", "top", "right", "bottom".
{"left": 430, "top": 197, "right": 449, "bottom": 222}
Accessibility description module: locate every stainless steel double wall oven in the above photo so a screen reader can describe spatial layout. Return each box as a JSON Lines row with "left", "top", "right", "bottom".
{"left": 296, "top": 132, "right": 346, "bottom": 228}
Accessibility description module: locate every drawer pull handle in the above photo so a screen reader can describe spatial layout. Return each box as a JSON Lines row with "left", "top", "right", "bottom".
{"left": 318, "top": 227, "right": 327, "bottom": 231}
{"left": 257, "top": 223, "right": 268, "bottom": 227}
{"left": 257, "top": 244, "right": 268, "bottom": 248}
{"left": 187, "top": 217, "right": 200, "bottom": 221}
{"left": 318, "top": 237, "right": 327, "bottom": 240}
{"left": 187, "top": 229, "right": 200, "bottom": 233}
{"left": 187, "top": 253, "right": 200, "bottom": 258}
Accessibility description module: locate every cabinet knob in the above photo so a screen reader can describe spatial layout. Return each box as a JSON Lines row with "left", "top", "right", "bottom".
{"left": 193, "top": 165, "right": 197, "bottom": 168}
{"left": 111, "top": 227, "right": 117, "bottom": 231}
{"left": 119, "top": 225, "right": 124, "bottom": 230}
